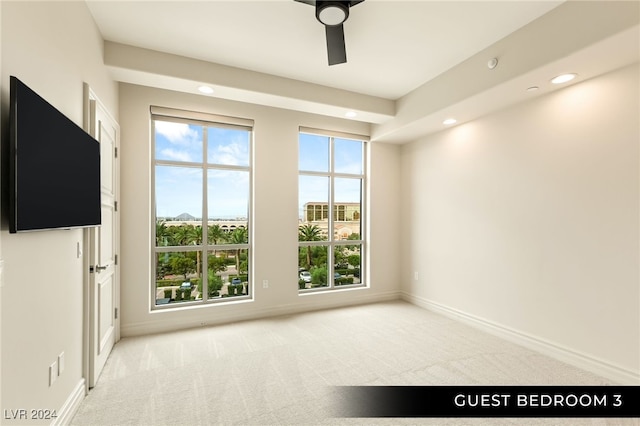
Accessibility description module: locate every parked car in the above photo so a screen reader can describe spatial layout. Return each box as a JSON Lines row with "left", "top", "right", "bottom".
{"left": 299, "top": 271, "right": 312, "bottom": 283}
{"left": 180, "top": 281, "right": 193, "bottom": 290}
{"left": 231, "top": 277, "right": 242, "bottom": 285}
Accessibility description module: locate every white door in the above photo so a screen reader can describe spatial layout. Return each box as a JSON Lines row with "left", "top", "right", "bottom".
{"left": 84, "top": 86, "right": 120, "bottom": 388}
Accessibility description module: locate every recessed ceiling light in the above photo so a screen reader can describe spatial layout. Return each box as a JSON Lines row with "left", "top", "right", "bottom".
{"left": 551, "top": 73, "right": 577, "bottom": 84}
{"left": 443, "top": 118, "right": 457, "bottom": 125}
{"left": 198, "top": 85, "right": 214, "bottom": 94}
{"left": 345, "top": 111, "right": 357, "bottom": 118}
{"left": 526, "top": 86, "right": 539, "bottom": 92}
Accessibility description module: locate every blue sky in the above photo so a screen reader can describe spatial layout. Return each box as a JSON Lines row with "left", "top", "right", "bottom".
{"left": 298, "top": 133, "right": 363, "bottom": 220}
{"left": 155, "top": 121, "right": 249, "bottom": 219}
{"left": 154, "top": 122, "right": 363, "bottom": 221}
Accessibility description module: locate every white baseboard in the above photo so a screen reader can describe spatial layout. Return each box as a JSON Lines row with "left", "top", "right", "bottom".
{"left": 122, "top": 290, "right": 401, "bottom": 337}
{"left": 401, "top": 292, "right": 639, "bottom": 385}
{"left": 52, "top": 379, "right": 85, "bottom": 426}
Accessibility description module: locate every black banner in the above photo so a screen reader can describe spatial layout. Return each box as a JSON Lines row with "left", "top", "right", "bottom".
{"left": 333, "top": 386, "right": 640, "bottom": 418}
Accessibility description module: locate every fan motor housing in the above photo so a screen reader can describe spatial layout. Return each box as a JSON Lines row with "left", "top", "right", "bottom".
{"left": 316, "top": 1, "right": 350, "bottom": 26}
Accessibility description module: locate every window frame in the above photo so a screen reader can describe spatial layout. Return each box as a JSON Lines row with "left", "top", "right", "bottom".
{"left": 298, "top": 128, "right": 368, "bottom": 293}
{"left": 151, "top": 108, "right": 253, "bottom": 310}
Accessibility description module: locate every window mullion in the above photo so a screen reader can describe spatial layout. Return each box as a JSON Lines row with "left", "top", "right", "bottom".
{"left": 298, "top": 131, "right": 365, "bottom": 293}
{"left": 153, "top": 115, "right": 252, "bottom": 308}
{"left": 329, "top": 137, "right": 335, "bottom": 288}
{"left": 202, "top": 126, "right": 209, "bottom": 302}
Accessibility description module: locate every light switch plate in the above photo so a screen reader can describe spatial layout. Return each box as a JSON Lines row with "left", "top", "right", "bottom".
{"left": 58, "top": 352, "right": 65, "bottom": 375}
{"left": 49, "top": 361, "right": 58, "bottom": 386}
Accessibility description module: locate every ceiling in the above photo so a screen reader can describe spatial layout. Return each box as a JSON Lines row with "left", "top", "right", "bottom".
{"left": 85, "top": 0, "right": 640, "bottom": 143}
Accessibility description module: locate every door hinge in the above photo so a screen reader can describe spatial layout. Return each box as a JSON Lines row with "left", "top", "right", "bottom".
{"left": 115, "top": 254, "right": 118, "bottom": 266}
{"left": 114, "top": 307, "right": 118, "bottom": 319}
{"left": 114, "top": 147, "right": 118, "bottom": 158}
{"left": 114, "top": 201, "right": 118, "bottom": 212}
{"left": 89, "top": 265, "right": 95, "bottom": 273}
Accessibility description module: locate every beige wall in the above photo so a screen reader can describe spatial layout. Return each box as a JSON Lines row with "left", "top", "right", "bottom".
{"left": 400, "top": 63, "right": 640, "bottom": 383}
{"left": 119, "top": 83, "right": 401, "bottom": 336}
{"left": 1, "top": 1, "right": 636, "bottom": 419}
{"left": 0, "top": 1, "right": 118, "bottom": 421}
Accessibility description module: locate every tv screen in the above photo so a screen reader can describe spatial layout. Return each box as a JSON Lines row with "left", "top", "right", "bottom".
{"left": 9, "top": 76, "right": 101, "bottom": 233}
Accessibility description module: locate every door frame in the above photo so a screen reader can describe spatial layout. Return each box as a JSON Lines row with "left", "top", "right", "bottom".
{"left": 82, "top": 83, "right": 120, "bottom": 393}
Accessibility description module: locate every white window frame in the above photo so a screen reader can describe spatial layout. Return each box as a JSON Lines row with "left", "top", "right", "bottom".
{"left": 151, "top": 107, "right": 254, "bottom": 310}
{"left": 298, "top": 127, "right": 368, "bottom": 292}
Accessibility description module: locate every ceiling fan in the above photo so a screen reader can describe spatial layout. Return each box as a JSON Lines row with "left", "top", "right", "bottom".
{"left": 294, "top": 0, "right": 365, "bottom": 66}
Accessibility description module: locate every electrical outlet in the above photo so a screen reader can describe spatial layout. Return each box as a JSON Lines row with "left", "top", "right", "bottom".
{"left": 58, "top": 352, "right": 65, "bottom": 376}
{"left": 49, "top": 361, "right": 58, "bottom": 386}
{"left": 262, "top": 280, "right": 269, "bottom": 289}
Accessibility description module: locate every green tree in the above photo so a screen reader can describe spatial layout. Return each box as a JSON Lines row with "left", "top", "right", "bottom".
{"left": 311, "top": 246, "right": 328, "bottom": 269}
{"left": 334, "top": 245, "right": 347, "bottom": 267}
{"left": 169, "top": 253, "right": 196, "bottom": 280}
{"left": 156, "top": 220, "right": 169, "bottom": 246}
{"left": 189, "top": 225, "right": 203, "bottom": 277}
{"left": 172, "top": 224, "right": 198, "bottom": 246}
{"left": 197, "top": 271, "right": 223, "bottom": 297}
{"left": 155, "top": 220, "right": 170, "bottom": 279}
{"left": 311, "top": 266, "right": 327, "bottom": 287}
{"left": 208, "top": 224, "right": 227, "bottom": 252}
{"left": 239, "top": 254, "right": 248, "bottom": 275}
{"left": 347, "top": 254, "right": 361, "bottom": 269}
{"left": 346, "top": 233, "right": 360, "bottom": 250}
{"left": 298, "top": 224, "right": 323, "bottom": 269}
{"left": 227, "top": 227, "right": 248, "bottom": 274}
{"left": 208, "top": 255, "right": 228, "bottom": 274}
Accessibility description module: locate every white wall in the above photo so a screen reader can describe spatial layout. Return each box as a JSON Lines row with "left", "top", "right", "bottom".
{"left": 400, "top": 63, "right": 640, "bottom": 383}
{"left": 0, "top": 1, "right": 118, "bottom": 422}
{"left": 119, "top": 84, "right": 401, "bottom": 336}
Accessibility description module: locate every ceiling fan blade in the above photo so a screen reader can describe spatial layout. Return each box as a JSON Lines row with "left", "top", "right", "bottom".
{"left": 293, "top": 0, "right": 316, "bottom": 5}
{"left": 325, "top": 24, "right": 346, "bottom": 65}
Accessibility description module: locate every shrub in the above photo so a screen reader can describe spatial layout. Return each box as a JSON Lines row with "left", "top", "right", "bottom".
{"left": 156, "top": 279, "right": 183, "bottom": 288}
{"left": 196, "top": 273, "right": 223, "bottom": 297}
{"left": 311, "top": 267, "right": 327, "bottom": 286}
{"left": 334, "top": 276, "right": 354, "bottom": 286}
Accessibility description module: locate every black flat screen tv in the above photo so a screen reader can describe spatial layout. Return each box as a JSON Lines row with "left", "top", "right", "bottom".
{"left": 9, "top": 76, "right": 101, "bottom": 233}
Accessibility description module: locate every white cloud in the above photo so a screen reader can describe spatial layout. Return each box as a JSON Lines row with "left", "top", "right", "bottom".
{"left": 209, "top": 142, "right": 248, "bottom": 166}
{"left": 155, "top": 121, "right": 199, "bottom": 146}
{"left": 160, "top": 148, "right": 192, "bottom": 162}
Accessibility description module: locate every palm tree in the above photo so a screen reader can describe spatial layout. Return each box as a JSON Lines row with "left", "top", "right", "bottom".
{"left": 155, "top": 220, "right": 169, "bottom": 246}
{"left": 208, "top": 224, "right": 226, "bottom": 256}
{"left": 155, "top": 220, "right": 169, "bottom": 279}
{"left": 190, "top": 225, "right": 203, "bottom": 277}
{"left": 173, "top": 224, "right": 195, "bottom": 246}
{"left": 227, "top": 227, "right": 248, "bottom": 274}
{"left": 298, "top": 224, "right": 323, "bottom": 268}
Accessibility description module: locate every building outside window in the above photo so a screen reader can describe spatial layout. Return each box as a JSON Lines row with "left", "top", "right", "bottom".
{"left": 151, "top": 107, "right": 252, "bottom": 308}
{"left": 298, "top": 128, "right": 367, "bottom": 291}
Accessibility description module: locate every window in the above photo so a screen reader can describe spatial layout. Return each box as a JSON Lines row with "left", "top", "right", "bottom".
{"left": 298, "top": 128, "right": 366, "bottom": 291}
{"left": 152, "top": 107, "right": 252, "bottom": 308}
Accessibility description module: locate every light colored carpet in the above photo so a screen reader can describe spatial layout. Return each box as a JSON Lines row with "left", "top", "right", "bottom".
{"left": 71, "top": 301, "right": 635, "bottom": 425}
